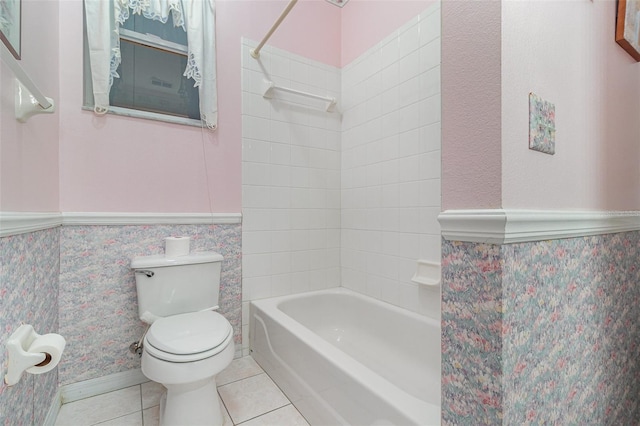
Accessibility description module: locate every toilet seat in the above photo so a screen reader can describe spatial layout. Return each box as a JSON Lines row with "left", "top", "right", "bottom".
{"left": 144, "top": 310, "right": 233, "bottom": 363}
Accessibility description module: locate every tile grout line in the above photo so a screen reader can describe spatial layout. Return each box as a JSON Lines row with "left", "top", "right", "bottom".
{"left": 63, "top": 359, "right": 268, "bottom": 426}
{"left": 217, "top": 369, "right": 265, "bottom": 388}
{"left": 219, "top": 364, "right": 301, "bottom": 426}
{"left": 89, "top": 409, "right": 142, "bottom": 426}
{"left": 139, "top": 383, "right": 144, "bottom": 424}
{"left": 217, "top": 389, "right": 234, "bottom": 426}
{"left": 234, "top": 402, "right": 292, "bottom": 426}
{"left": 63, "top": 384, "right": 144, "bottom": 426}
{"left": 256, "top": 368, "right": 311, "bottom": 426}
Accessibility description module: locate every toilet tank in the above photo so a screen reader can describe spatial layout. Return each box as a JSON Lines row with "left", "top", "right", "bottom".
{"left": 131, "top": 252, "right": 224, "bottom": 324}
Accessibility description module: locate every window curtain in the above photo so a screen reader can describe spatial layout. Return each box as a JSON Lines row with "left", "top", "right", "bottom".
{"left": 84, "top": 0, "right": 218, "bottom": 130}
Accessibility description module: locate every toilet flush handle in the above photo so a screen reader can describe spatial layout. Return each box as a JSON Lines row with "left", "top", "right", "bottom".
{"left": 135, "top": 270, "right": 155, "bottom": 278}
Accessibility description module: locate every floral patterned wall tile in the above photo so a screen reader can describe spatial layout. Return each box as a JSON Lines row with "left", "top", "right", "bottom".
{"left": 441, "top": 240, "right": 504, "bottom": 424}
{"left": 0, "top": 228, "right": 60, "bottom": 425}
{"left": 502, "top": 233, "right": 640, "bottom": 424}
{"left": 529, "top": 92, "right": 556, "bottom": 155}
{"left": 442, "top": 233, "right": 640, "bottom": 425}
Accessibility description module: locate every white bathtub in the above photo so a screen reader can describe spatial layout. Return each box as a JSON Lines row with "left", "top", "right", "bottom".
{"left": 249, "top": 288, "right": 441, "bottom": 425}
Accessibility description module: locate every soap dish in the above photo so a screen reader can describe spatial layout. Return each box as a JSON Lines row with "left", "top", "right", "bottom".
{"left": 411, "top": 260, "right": 441, "bottom": 287}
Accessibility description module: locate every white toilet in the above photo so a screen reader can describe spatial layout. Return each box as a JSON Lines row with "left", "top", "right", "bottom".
{"left": 131, "top": 251, "right": 234, "bottom": 426}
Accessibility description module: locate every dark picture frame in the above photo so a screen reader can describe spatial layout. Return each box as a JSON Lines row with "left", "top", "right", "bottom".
{"left": 616, "top": 0, "right": 640, "bottom": 62}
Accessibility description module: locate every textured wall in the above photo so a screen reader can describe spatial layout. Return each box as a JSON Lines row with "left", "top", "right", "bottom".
{"left": 502, "top": 234, "right": 640, "bottom": 423}
{"left": 502, "top": 0, "right": 640, "bottom": 210}
{"left": 441, "top": 0, "right": 501, "bottom": 210}
{"left": 442, "top": 234, "right": 640, "bottom": 424}
{"left": 442, "top": 0, "right": 640, "bottom": 211}
{"left": 441, "top": 240, "right": 503, "bottom": 423}
{"left": 0, "top": 229, "right": 60, "bottom": 425}
{"left": 58, "top": 224, "right": 241, "bottom": 385}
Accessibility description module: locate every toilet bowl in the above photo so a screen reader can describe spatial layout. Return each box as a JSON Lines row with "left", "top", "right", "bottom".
{"left": 142, "top": 312, "right": 234, "bottom": 425}
{"left": 131, "top": 251, "right": 234, "bottom": 426}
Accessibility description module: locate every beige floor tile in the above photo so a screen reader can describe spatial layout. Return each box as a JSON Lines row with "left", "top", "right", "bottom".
{"left": 140, "top": 400, "right": 232, "bottom": 426}
{"left": 95, "top": 411, "right": 143, "bottom": 426}
{"left": 141, "top": 381, "right": 165, "bottom": 409}
{"left": 221, "top": 400, "right": 233, "bottom": 426}
{"left": 57, "top": 360, "right": 299, "bottom": 426}
{"left": 218, "top": 373, "right": 289, "bottom": 424}
{"left": 142, "top": 406, "right": 159, "bottom": 426}
{"left": 55, "top": 385, "right": 141, "bottom": 426}
{"left": 217, "top": 356, "right": 264, "bottom": 386}
{"left": 238, "top": 404, "right": 309, "bottom": 426}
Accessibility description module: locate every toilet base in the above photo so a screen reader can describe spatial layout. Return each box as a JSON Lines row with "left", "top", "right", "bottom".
{"left": 160, "top": 377, "right": 225, "bottom": 426}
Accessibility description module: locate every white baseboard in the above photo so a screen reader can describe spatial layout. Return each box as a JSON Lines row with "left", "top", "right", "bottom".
{"left": 439, "top": 209, "right": 640, "bottom": 244}
{"left": 60, "top": 369, "right": 148, "bottom": 404}
{"left": 43, "top": 388, "right": 62, "bottom": 426}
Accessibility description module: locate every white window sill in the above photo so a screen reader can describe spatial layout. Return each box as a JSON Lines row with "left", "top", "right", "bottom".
{"left": 82, "top": 105, "right": 203, "bottom": 128}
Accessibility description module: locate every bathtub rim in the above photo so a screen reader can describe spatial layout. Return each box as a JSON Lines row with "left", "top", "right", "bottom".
{"left": 251, "top": 286, "right": 441, "bottom": 329}
{"left": 250, "top": 287, "right": 441, "bottom": 425}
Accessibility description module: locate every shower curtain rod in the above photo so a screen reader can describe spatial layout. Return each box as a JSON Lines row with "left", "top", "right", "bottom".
{"left": 250, "top": 0, "right": 299, "bottom": 59}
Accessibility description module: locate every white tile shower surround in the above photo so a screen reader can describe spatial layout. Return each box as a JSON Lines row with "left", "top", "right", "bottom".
{"left": 241, "top": 38, "right": 342, "bottom": 355}
{"left": 241, "top": 2, "right": 442, "bottom": 329}
{"left": 340, "top": 5, "right": 441, "bottom": 319}
{"left": 54, "top": 357, "right": 309, "bottom": 426}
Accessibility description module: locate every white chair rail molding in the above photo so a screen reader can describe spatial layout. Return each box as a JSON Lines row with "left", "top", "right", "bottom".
{"left": 438, "top": 209, "right": 640, "bottom": 244}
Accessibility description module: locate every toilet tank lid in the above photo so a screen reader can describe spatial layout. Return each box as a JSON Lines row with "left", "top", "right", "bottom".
{"left": 131, "top": 251, "right": 223, "bottom": 269}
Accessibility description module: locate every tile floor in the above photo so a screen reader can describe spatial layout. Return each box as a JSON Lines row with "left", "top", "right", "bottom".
{"left": 54, "top": 357, "right": 310, "bottom": 426}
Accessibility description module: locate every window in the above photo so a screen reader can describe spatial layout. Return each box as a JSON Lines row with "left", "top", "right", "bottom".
{"left": 111, "top": 14, "right": 200, "bottom": 120}
{"left": 83, "top": 1, "right": 218, "bottom": 129}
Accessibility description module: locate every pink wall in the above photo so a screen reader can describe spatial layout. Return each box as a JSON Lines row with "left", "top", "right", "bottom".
{"left": 441, "top": 0, "right": 502, "bottom": 210}
{"left": 10, "top": 1, "right": 636, "bottom": 214}
{"left": 341, "top": 0, "right": 435, "bottom": 66}
{"left": 56, "top": 0, "right": 441, "bottom": 213}
{"left": 59, "top": 0, "right": 340, "bottom": 213}
{"left": 442, "top": 0, "right": 640, "bottom": 211}
{"left": 501, "top": 0, "right": 640, "bottom": 210}
{"left": 0, "top": 0, "right": 60, "bottom": 212}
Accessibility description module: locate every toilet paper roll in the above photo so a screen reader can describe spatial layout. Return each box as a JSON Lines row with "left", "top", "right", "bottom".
{"left": 165, "top": 236, "right": 191, "bottom": 258}
{"left": 25, "top": 333, "right": 66, "bottom": 375}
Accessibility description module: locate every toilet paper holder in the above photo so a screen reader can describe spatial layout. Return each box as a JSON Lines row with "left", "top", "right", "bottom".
{"left": 4, "top": 324, "right": 65, "bottom": 386}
